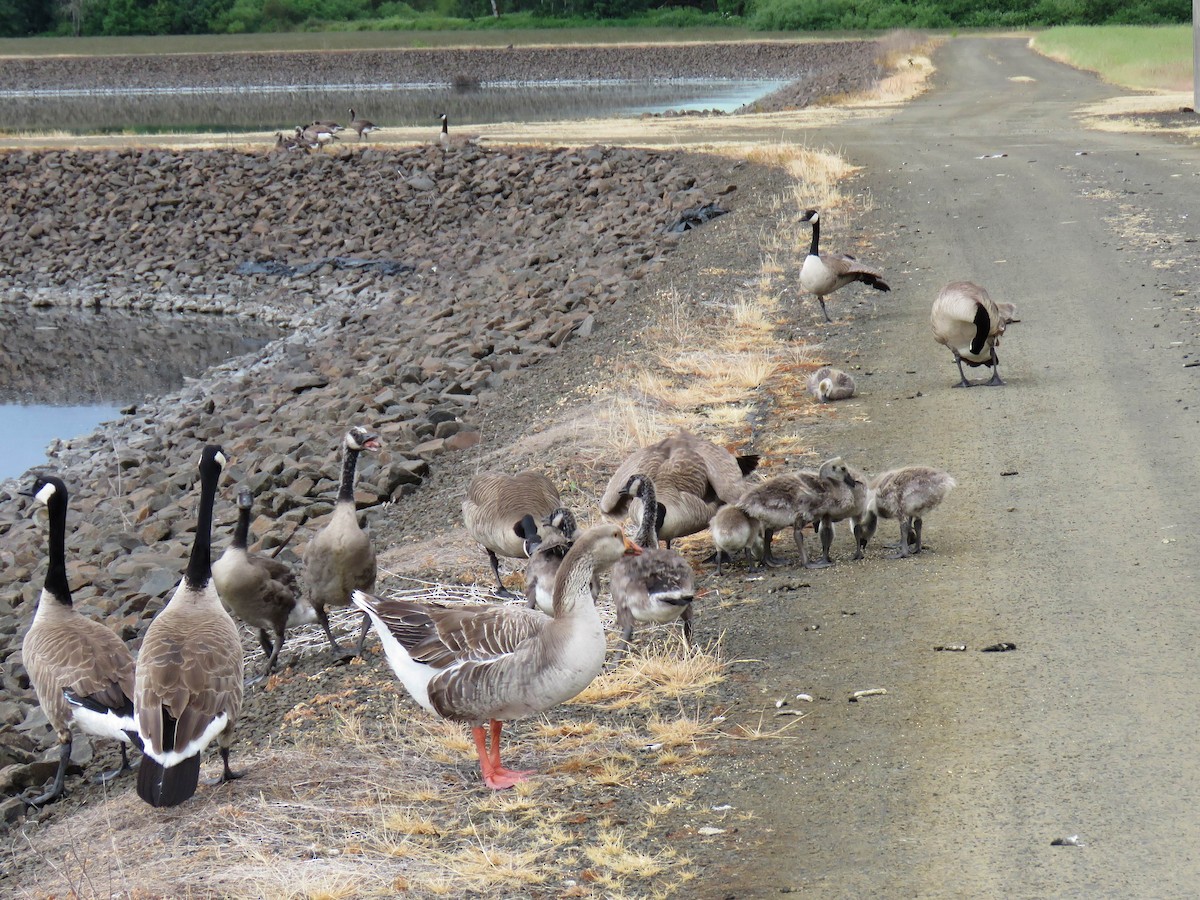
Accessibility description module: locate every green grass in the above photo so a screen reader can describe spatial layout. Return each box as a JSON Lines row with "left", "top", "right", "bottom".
{"left": 1032, "top": 25, "right": 1193, "bottom": 92}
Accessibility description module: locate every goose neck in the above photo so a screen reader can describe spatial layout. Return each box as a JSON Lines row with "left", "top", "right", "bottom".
{"left": 337, "top": 446, "right": 361, "bottom": 504}
{"left": 635, "top": 480, "right": 659, "bottom": 547}
{"left": 184, "top": 464, "right": 219, "bottom": 592}
{"left": 232, "top": 504, "right": 251, "bottom": 550}
{"left": 43, "top": 492, "right": 71, "bottom": 605}
{"left": 807, "top": 217, "right": 820, "bottom": 257}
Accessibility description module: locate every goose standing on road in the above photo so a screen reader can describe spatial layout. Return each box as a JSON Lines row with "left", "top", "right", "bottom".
{"left": 213, "top": 488, "right": 314, "bottom": 677}
{"left": 303, "top": 426, "right": 380, "bottom": 658}
{"left": 931, "top": 280, "right": 1018, "bottom": 387}
{"left": 609, "top": 474, "right": 696, "bottom": 656}
{"left": 859, "top": 466, "right": 957, "bottom": 558}
{"left": 798, "top": 208, "right": 890, "bottom": 322}
{"left": 462, "top": 471, "right": 561, "bottom": 600}
{"left": 353, "top": 524, "right": 640, "bottom": 789}
{"left": 347, "top": 107, "right": 379, "bottom": 140}
{"left": 135, "top": 445, "right": 244, "bottom": 808}
{"left": 20, "top": 475, "right": 138, "bottom": 806}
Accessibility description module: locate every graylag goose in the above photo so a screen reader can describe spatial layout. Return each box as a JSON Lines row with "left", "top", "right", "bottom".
{"left": 736, "top": 458, "right": 860, "bottom": 568}
{"left": 521, "top": 508, "right": 597, "bottom": 615}
{"left": 931, "top": 280, "right": 1019, "bottom": 387}
{"left": 303, "top": 426, "right": 380, "bottom": 658}
{"left": 135, "top": 445, "right": 244, "bottom": 808}
{"left": 462, "top": 470, "right": 561, "bottom": 600}
{"left": 352, "top": 524, "right": 640, "bottom": 789}
{"left": 20, "top": 475, "right": 137, "bottom": 806}
{"left": 347, "top": 107, "right": 379, "bottom": 140}
{"left": 806, "top": 366, "right": 857, "bottom": 402}
{"left": 859, "top": 466, "right": 957, "bottom": 558}
{"left": 609, "top": 475, "right": 696, "bottom": 656}
{"left": 213, "top": 488, "right": 314, "bottom": 677}
{"left": 709, "top": 504, "right": 763, "bottom": 575}
{"left": 600, "top": 431, "right": 757, "bottom": 547}
{"left": 799, "top": 208, "right": 890, "bottom": 322}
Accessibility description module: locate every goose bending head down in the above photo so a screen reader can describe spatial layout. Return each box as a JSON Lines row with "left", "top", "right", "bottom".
{"left": 462, "top": 470, "right": 561, "bottom": 600}
{"left": 353, "top": 525, "right": 641, "bottom": 789}
{"left": 931, "top": 280, "right": 1018, "bottom": 388}
{"left": 302, "top": 426, "right": 381, "bottom": 659}
{"left": 858, "top": 466, "right": 956, "bottom": 558}
{"left": 609, "top": 474, "right": 696, "bottom": 657}
{"left": 521, "top": 507, "right": 597, "bottom": 615}
{"left": 798, "top": 209, "right": 890, "bottom": 323}
{"left": 20, "top": 475, "right": 138, "bottom": 806}
{"left": 709, "top": 503, "right": 764, "bottom": 575}
{"left": 135, "top": 445, "right": 245, "bottom": 808}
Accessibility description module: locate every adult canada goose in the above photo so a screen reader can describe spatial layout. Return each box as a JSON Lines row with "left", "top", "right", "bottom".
{"left": 438, "top": 113, "right": 450, "bottom": 149}
{"left": 296, "top": 123, "right": 338, "bottom": 149}
{"left": 347, "top": 107, "right": 379, "bottom": 140}
{"left": 601, "top": 431, "right": 757, "bottom": 547}
{"left": 135, "top": 445, "right": 244, "bottom": 808}
{"left": 19, "top": 475, "right": 138, "bottom": 806}
{"left": 859, "top": 466, "right": 957, "bottom": 558}
{"left": 353, "top": 524, "right": 640, "bottom": 789}
{"left": 521, "top": 508, "right": 598, "bottom": 615}
{"left": 798, "top": 208, "right": 890, "bottom": 322}
{"left": 462, "top": 471, "right": 561, "bottom": 600}
{"left": 811, "top": 460, "right": 869, "bottom": 567}
{"left": 806, "top": 366, "right": 857, "bottom": 402}
{"left": 709, "top": 504, "right": 763, "bottom": 575}
{"left": 736, "top": 458, "right": 859, "bottom": 568}
{"left": 931, "top": 280, "right": 1019, "bottom": 387}
{"left": 212, "top": 488, "right": 315, "bottom": 677}
{"left": 303, "top": 426, "right": 380, "bottom": 658}
{"left": 609, "top": 475, "right": 696, "bottom": 656}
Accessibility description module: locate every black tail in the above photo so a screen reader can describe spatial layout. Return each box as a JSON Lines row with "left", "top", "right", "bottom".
{"left": 137, "top": 754, "right": 201, "bottom": 808}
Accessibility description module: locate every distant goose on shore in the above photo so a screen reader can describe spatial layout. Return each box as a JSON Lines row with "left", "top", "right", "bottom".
{"left": 212, "top": 488, "right": 314, "bottom": 678}
{"left": 296, "top": 124, "right": 338, "bottom": 149}
{"left": 798, "top": 208, "right": 890, "bottom": 322}
{"left": 302, "top": 427, "right": 381, "bottom": 659}
{"left": 438, "top": 113, "right": 450, "bottom": 149}
{"left": 20, "top": 475, "right": 138, "bottom": 806}
{"left": 353, "top": 524, "right": 640, "bottom": 789}
{"left": 347, "top": 108, "right": 379, "bottom": 140}
{"left": 931, "top": 280, "right": 1019, "bottom": 387}
{"left": 806, "top": 366, "right": 857, "bottom": 402}
{"left": 135, "top": 445, "right": 245, "bottom": 808}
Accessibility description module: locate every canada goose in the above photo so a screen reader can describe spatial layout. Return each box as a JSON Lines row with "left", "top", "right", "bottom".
{"left": 311, "top": 118, "right": 344, "bottom": 134}
{"left": 736, "top": 458, "right": 859, "bottom": 568}
{"left": 438, "top": 113, "right": 450, "bottom": 149}
{"left": 859, "top": 466, "right": 957, "bottom": 558}
{"left": 353, "top": 524, "right": 640, "bottom": 789}
{"left": 347, "top": 107, "right": 379, "bottom": 140}
{"left": 462, "top": 471, "right": 561, "bottom": 600}
{"left": 709, "top": 504, "right": 764, "bottom": 575}
{"left": 19, "top": 475, "right": 138, "bottom": 806}
{"left": 601, "top": 431, "right": 757, "bottom": 547}
{"left": 212, "top": 488, "right": 315, "bottom": 677}
{"left": 931, "top": 281, "right": 1018, "bottom": 387}
{"left": 806, "top": 366, "right": 857, "bottom": 402}
{"left": 798, "top": 209, "right": 890, "bottom": 322}
{"left": 521, "top": 508, "right": 598, "bottom": 615}
{"left": 610, "top": 475, "right": 696, "bottom": 657}
{"left": 811, "top": 461, "right": 869, "bottom": 568}
{"left": 296, "top": 123, "right": 338, "bottom": 149}
{"left": 135, "top": 445, "right": 244, "bottom": 808}
{"left": 303, "top": 426, "right": 380, "bottom": 658}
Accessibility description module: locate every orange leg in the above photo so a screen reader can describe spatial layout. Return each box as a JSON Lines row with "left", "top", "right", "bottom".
{"left": 471, "top": 720, "right": 533, "bottom": 790}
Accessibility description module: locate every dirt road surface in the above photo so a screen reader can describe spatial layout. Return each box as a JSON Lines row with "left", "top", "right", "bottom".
{"left": 704, "top": 37, "right": 1200, "bottom": 898}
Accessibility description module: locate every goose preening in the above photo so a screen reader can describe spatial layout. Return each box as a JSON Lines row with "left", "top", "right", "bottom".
{"left": 798, "top": 208, "right": 890, "bottom": 322}
{"left": 19, "top": 475, "right": 138, "bottom": 806}
{"left": 462, "top": 470, "right": 561, "bottom": 600}
{"left": 522, "top": 507, "right": 597, "bottom": 615}
{"left": 859, "top": 466, "right": 956, "bottom": 558}
{"left": 212, "top": 488, "right": 314, "bottom": 677}
{"left": 600, "top": 431, "right": 757, "bottom": 547}
{"left": 609, "top": 475, "right": 696, "bottom": 656}
{"left": 806, "top": 366, "right": 857, "bottom": 403}
{"left": 296, "top": 123, "right": 338, "bottom": 149}
{"left": 352, "top": 524, "right": 640, "bottom": 789}
{"left": 736, "top": 458, "right": 860, "bottom": 568}
{"left": 931, "top": 280, "right": 1019, "bottom": 388}
{"left": 302, "top": 426, "right": 381, "bottom": 659}
{"left": 709, "top": 504, "right": 763, "bottom": 575}
{"left": 135, "top": 445, "right": 244, "bottom": 808}
{"left": 347, "top": 107, "right": 379, "bottom": 140}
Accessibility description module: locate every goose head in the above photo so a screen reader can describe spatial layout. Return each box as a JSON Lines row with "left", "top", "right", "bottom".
{"left": 200, "top": 445, "right": 228, "bottom": 477}
{"left": 345, "top": 426, "right": 381, "bottom": 453}
{"left": 543, "top": 507, "right": 579, "bottom": 540}
{"left": 21, "top": 473, "right": 66, "bottom": 508}
{"left": 816, "top": 377, "right": 834, "bottom": 403}
{"left": 799, "top": 208, "right": 820, "bottom": 225}
{"left": 236, "top": 487, "right": 253, "bottom": 511}
{"left": 819, "top": 456, "right": 858, "bottom": 488}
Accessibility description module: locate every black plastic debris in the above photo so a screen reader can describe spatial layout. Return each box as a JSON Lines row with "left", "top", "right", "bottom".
{"left": 665, "top": 202, "right": 727, "bottom": 234}
{"left": 235, "top": 257, "right": 416, "bottom": 277}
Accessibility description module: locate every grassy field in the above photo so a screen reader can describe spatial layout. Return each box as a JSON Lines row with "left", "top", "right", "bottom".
{"left": 1031, "top": 25, "right": 1193, "bottom": 92}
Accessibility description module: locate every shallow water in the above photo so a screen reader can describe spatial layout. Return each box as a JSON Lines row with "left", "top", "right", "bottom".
{"left": 0, "top": 78, "right": 787, "bottom": 134}
{"left": 0, "top": 308, "right": 276, "bottom": 482}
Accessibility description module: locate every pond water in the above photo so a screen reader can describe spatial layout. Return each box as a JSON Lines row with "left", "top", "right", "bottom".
{"left": 0, "top": 78, "right": 788, "bottom": 134}
{"left": 0, "top": 308, "right": 276, "bottom": 483}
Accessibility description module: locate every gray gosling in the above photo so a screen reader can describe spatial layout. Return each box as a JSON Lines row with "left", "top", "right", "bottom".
{"left": 858, "top": 466, "right": 957, "bottom": 558}
{"left": 806, "top": 366, "right": 857, "bottom": 402}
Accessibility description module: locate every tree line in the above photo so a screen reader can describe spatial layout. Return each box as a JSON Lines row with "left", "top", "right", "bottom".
{"left": 0, "top": 0, "right": 1189, "bottom": 38}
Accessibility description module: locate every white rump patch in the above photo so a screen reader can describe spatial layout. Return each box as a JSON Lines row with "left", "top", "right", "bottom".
{"left": 71, "top": 705, "right": 136, "bottom": 744}
{"left": 141, "top": 713, "right": 229, "bottom": 768}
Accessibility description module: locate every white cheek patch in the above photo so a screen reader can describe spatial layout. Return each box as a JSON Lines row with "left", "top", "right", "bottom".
{"left": 215, "top": 451, "right": 228, "bottom": 468}
{"left": 35, "top": 482, "right": 57, "bottom": 505}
